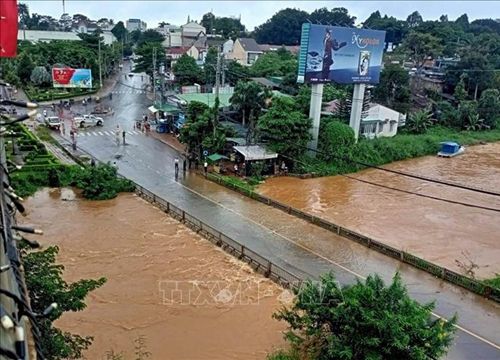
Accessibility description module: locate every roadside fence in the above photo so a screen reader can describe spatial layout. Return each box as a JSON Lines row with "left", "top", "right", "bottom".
{"left": 206, "top": 173, "right": 500, "bottom": 303}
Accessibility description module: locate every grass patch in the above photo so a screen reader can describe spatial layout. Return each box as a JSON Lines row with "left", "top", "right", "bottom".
{"left": 25, "top": 86, "right": 97, "bottom": 102}
{"left": 209, "top": 174, "right": 257, "bottom": 193}
{"left": 483, "top": 274, "right": 500, "bottom": 290}
{"left": 300, "top": 126, "right": 500, "bottom": 176}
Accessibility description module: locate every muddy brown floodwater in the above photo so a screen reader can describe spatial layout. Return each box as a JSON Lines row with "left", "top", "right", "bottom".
{"left": 22, "top": 189, "right": 288, "bottom": 359}
{"left": 258, "top": 142, "right": 500, "bottom": 279}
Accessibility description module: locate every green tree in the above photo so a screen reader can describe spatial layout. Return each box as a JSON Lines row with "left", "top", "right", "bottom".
{"left": 30, "top": 66, "right": 52, "bottom": 86}
{"left": 253, "top": 8, "right": 309, "bottom": 45}
{"left": 200, "top": 12, "right": 216, "bottom": 34}
{"left": 295, "top": 84, "right": 348, "bottom": 116}
{"left": 406, "top": 109, "right": 433, "bottom": 134}
{"left": 213, "top": 16, "right": 246, "bottom": 38}
{"left": 172, "top": 54, "right": 203, "bottom": 85}
{"left": 22, "top": 246, "right": 106, "bottom": 359}
{"left": 271, "top": 273, "right": 457, "bottom": 360}
{"left": 318, "top": 119, "right": 355, "bottom": 162}
{"left": 478, "top": 89, "right": 500, "bottom": 128}
{"left": 257, "top": 96, "right": 311, "bottom": 157}
{"left": 402, "top": 31, "right": 443, "bottom": 70}
{"left": 111, "top": 21, "right": 128, "bottom": 42}
{"left": 373, "top": 64, "right": 411, "bottom": 113}
{"left": 129, "top": 29, "right": 142, "bottom": 44}
{"left": 180, "top": 101, "right": 226, "bottom": 157}
{"left": 309, "top": 7, "right": 356, "bottom": 27}
{"left": 75, "top": 164, "right": 135, "bottom": 200}
{"left": 18, "top": 2, "right": 30, "bottom": 27}
{"left": 454, "top": 74, "right": 468, "bottom": 101}
{"left": 251, "top": 50, "right": 297, "bottom": 78}
{"left": 204, "top": 47, "right": 218, "bottom": 85}
{"left": 133, "top": 42, "right": 165, "bottom": 77}
{"left": 225, "top": 59, "right": 252, "bottom": 86}
{"left": 230, "top": 81, "right": 268, "bottom": 127}
{"left": 406, "top": 11, "right": 423, "bottom": 28}
{"left": 137, "top": 29, "right": 165, "bottom": 47}
{"left": 17, "top": 52, "right": 35, "bottom": 84}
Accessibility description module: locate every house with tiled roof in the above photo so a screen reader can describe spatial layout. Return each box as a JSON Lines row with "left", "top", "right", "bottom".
{"left": 228, "top": 38, "right": 263, "bottom": 66}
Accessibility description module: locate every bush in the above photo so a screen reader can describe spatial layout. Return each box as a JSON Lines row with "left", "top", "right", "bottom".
{"left": 74, "top": 164, "right": 135, "bottom": 200}
{"left": 318, "top": 119, "right": 355, "bottom": 162}
{"left": 271, "top": 272, "right": 457, "bottom": 360}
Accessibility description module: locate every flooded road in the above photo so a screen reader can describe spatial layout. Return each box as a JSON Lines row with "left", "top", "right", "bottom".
{"left": 22, "top": 189, "right": 287, "bottom": 359}
{"left": 258, "top": 142, "right": 500, "bottom": 279}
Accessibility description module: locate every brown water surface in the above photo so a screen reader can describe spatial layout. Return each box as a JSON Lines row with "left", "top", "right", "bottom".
{"left": 258, "top": 143, "right": 500, "bottom": 279}
{"left": 22, "top": 189, "right": 287, "bottom": 359}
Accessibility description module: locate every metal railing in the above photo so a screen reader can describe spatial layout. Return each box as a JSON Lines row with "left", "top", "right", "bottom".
{"left": 133, "top": 184, "right": 303, "bottom": 289}
{"left": 207, "top": 173, "right": 500, "bottom": 303}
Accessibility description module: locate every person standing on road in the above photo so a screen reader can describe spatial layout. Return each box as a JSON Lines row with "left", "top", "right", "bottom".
{"left": 115, "top": 125, "right": 121, "bottom": 146}
{"left": 183, "top": 158, "right": 187, "bottom": 173}
{"left": 122, "top": 130, "right": 126, "bottom": 145}
{"left": 204, "top": 160, "right": 208, "bottom": 177}
{"left": 174, "top": 157, "right": 179, "bottom": 177}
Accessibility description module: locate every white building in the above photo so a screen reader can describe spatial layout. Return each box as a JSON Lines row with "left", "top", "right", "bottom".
{"left": 126, "top": 18, "right": 147, "bottom": 32}
{"left": 18, "top": 29, "right": 116, "bottom": 45}
{"left": 181, "top": 21, "right": 206, "bottom": 38}
{"left": 360, "top": 104, "right": 406, "bottom": 138}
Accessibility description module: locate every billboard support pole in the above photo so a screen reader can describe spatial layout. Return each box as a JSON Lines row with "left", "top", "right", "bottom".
{"left": 349, "top": 83, "right": 365, "bottom": 142}
{"left": 307, "top": 83, "right": 323, "bottom": 156}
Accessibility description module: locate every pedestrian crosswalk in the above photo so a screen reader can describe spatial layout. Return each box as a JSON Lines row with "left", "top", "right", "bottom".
{"left": 76, "top": 130, "right": 144, "bottom": 137}
{"left": 112, "top": 89, "right": 147, "bottom": 94}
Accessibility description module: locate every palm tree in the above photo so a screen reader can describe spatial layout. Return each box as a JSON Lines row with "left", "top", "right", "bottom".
{"left": 406, "top": 109, "right": 433, "bottom": 134}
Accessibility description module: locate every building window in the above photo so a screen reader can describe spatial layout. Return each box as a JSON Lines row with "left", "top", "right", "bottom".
{"left": 389, "top": 122, "right": 395, "bottom": 132}
{"left": 247, "top": 53, "right": 259, "bottom": 65}
{"left": 378, "top": 122, "right": 384, "bottom": 133}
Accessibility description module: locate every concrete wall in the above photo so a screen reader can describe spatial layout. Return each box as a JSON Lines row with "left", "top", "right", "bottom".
{"left": 361, "top": 104, "right": 405, "bottom": 138}
{"left": 18, "top": 29, "right": 115, "bottom": 45}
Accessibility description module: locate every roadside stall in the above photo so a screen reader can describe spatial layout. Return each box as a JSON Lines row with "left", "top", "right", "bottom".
{"left": 207, "top": 153, "right": 229, "bottom": 174}
{"left": 233, "top": 145, "right": 278, "bottom": 177}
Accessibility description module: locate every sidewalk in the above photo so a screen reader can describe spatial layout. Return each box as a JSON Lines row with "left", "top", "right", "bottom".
{"left": 148, "top": 131, "right": 186, "bottom": 154}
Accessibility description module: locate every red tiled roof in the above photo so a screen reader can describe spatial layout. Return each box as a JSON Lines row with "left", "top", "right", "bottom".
{"left": 167, "top": 47, "right": 190, "bottom": 55}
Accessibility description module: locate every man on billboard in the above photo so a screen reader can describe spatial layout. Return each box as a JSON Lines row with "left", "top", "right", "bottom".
{"left": 321, "top": 29, "right": 347, "bottom": 79}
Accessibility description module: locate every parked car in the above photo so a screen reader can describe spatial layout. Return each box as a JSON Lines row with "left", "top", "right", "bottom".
{"left": 74, "top": 114, "right": 104, "bottom": 128}
{"left": 45, "top": 116, "right": 61, "bottom": 130}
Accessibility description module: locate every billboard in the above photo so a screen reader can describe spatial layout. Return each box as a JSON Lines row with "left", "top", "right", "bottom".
{"left": 297, "top": 24, "right": 386, "bottom": 84}
{"left": 52, "top": 67, "right": 92, "bottom": 88}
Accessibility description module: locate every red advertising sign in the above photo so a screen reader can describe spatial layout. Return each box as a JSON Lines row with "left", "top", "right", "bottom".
{"left": 0, "top": 0, "right": 18, "bottom": 58}
{"left": 52, "top": 67, "right": 92, "bottom": 88}
{"left": 52, "top": 68, "right": 76, "bottom": 85}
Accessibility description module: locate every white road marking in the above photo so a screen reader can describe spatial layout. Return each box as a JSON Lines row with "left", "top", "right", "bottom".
{"left": 98, "top": 131, "right": 104, "bottom": 136}
{"left": 127, "top": 131, "right": 134, "bottom": 135}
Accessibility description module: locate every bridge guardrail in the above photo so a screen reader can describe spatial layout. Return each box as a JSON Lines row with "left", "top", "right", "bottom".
{"left": 206, "top": 173, "right": 500, "bottom": 303}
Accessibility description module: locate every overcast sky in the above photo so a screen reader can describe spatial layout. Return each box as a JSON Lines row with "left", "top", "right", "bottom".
{"left": 22, "top": 1, "right": 500, "bottom": 30}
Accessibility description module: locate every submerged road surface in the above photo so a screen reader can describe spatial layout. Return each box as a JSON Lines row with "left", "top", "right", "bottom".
{"left": 55, "top": 70, "right": 500, "bottom": 359}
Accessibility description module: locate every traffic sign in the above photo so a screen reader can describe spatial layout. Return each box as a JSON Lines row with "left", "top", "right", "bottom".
{"left": 203, "top": 150, "right": 208, "bottom": 156}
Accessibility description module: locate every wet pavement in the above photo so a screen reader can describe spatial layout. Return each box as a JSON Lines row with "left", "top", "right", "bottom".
{"left": 258, "top": 143, "right": 500, "bottom": 279}
{"left": 49, "top": 68, "right": 500, "bottom": 359}
{"left": 22, "top": 189, "right": 286, "bottom": 359}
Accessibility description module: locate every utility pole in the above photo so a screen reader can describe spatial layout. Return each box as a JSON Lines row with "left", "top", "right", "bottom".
{"left": 153, "top": 47, "right": 157, "bottom": 106}
{"left": 98, "top": 39, "right": 103, "bottom": 88}
{"left": 213, "top": 47, "right": 222, "bottom": 136}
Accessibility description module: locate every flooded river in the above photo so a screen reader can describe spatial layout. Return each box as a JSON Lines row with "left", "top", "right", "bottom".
{"left": 258, "top": 142, "right": 500, "bottom": 279}
{"left": 22, "top": 189, "right": 287, "bottom": 359}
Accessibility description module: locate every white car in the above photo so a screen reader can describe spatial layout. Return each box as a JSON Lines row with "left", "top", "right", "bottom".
{"left": 45, "top": 116, "right": 61, "bottom": 130}
{"left": 74, "top": 114, "right": 104, "bottom": 128}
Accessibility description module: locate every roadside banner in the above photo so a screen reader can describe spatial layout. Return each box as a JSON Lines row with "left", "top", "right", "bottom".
{"left": 52, "top": 67, "right": 93, "bottom": 88}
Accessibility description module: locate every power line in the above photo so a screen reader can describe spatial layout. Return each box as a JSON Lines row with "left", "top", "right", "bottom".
{"left": 296, "top": 144, "right": 500, "bottom": 197}
{"left": 278, "top": 152, "right": 500, "bottom": 213}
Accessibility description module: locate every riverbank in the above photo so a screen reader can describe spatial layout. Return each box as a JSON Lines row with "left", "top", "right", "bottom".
{"left": 259, "top": 142, "right": 500, "bottom": 280}
{"left": 300, "top": 126, "right": 500, "bottom": 176}
{"left": 22, "top": 189, "right": 287, "bottom": 359}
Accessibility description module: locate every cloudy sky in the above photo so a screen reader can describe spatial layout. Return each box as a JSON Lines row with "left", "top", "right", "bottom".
{"left": 23, "top": 1, "right": 500, "bottom": 30}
